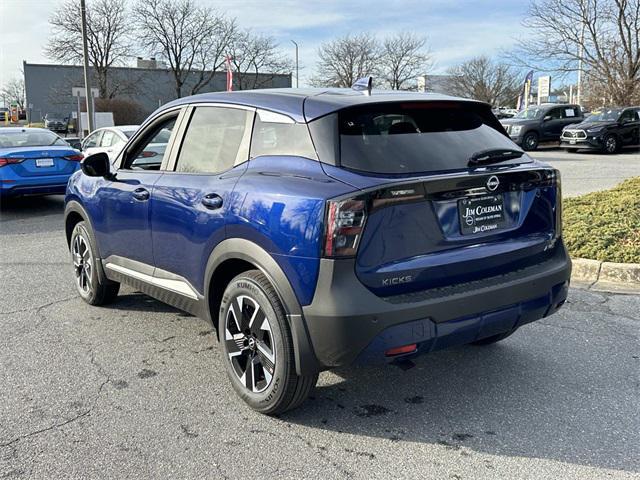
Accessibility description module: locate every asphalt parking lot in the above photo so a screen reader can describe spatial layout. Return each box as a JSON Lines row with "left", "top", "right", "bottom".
{"left": 1, "top": 151, "right": 639, "bottom": 479}
{"left": 532, "top": 147, "right": 640, "bottom": 197}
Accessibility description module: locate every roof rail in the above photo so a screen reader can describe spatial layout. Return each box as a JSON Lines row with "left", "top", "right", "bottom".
{"left": 352, "top": 76, "right": 373, "bottom": 96}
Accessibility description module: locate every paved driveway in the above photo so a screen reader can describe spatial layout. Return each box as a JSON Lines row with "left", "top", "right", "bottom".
{"left": 1, "top": 196, "right": 639, "bottom": 479}
{"left": 531, "top": 148, "right": 640, "bottom": 197}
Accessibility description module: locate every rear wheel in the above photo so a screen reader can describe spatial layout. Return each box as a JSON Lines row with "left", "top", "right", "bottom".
{"left": 471, "top": 328, "right": 518, "bottom": 346}
{"left": 522, "top": 132, "right": 539, "bottom": 151}
{"left": 219, "top": 270, "right": 317, "bottom": 415}
{"left": 70, "top": 221, "right": 120, "bottom": 305}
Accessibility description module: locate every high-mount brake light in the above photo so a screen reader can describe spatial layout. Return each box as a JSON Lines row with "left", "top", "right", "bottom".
{"left": 324, "top": 197, "right": 367, "bottom": 257}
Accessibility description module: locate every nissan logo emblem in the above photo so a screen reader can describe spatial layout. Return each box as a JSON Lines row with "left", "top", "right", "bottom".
{"left": 486, "top": 175, "right": 500, "bottom": 191}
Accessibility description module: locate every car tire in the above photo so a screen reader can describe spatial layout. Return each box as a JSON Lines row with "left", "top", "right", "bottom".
{"left": 70, "top": 221, "right": 120, "bottom": 305}
{"left": 471, "top": 328, "right": 518, "bottom": 346}
{"left": 603, "top": 134, "right": 619, "bottom": 154}
{"left": 522, "top": 132, "right": 539, "bottom": 151}
{"left": 219, "top": 270, "right": 318, "bottom": 415}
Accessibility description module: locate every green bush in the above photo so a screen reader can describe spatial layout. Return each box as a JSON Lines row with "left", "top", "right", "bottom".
{"left": 563, "top": 177, "right": 640, "bottom": 263}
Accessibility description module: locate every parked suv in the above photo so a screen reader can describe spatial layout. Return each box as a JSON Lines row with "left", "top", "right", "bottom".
{"left": 64, "top": 88, "right": 571, "bottom": 414}
{"left": 560, "top": 107, "right": 640, "bottom": 153}
{"left": 500, "top": 104, "right": 583, "bottom": 150}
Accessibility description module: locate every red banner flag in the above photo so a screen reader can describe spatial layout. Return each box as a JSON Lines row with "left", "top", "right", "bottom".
{"left": 226, "top": 55, "right": 233, "bottom": 92}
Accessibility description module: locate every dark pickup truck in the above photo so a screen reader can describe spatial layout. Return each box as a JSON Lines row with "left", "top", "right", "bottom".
{"left": 500, "top": 104, "right": 583, "bottom": 151}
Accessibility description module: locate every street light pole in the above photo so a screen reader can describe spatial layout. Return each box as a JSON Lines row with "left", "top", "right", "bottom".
{"left": 290, "top": 40, "right": 299, "bottom": 88}
{"left": 80, "top": 0, "right": 95, "bottom": 133}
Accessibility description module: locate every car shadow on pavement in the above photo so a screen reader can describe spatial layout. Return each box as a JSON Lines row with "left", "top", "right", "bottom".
{"left": 108, "top": 292, "right": 190, "bottom": 315}
{"left": 281, "top": 337, "right": 638, "bottom": 474}
{"left": 0, "top": 194, "right": 65, "bottom": 216}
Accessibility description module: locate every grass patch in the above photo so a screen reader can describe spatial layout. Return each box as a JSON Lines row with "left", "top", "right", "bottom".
{"left": 563, "top": 177, "right": 640, "bottom": 263}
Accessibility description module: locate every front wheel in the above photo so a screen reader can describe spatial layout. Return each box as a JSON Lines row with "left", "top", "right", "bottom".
{"left": 219, "top": 270, "right": 317, "bottom": 415}
{"left": 522, "top": 132, "right": 539, "bottom": 151}
{"left": 602, "top": 134, "right": 619, "bottom": 154}
{"left": 70, "top": 221, "right": 120, "bottom": 305}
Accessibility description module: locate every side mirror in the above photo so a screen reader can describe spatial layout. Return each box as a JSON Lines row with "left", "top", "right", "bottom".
{"left": 81, "top": 152, "right": 111, "bottom": 178}
{"left": 543, "top": 115, "right": 552, "bottom": 122}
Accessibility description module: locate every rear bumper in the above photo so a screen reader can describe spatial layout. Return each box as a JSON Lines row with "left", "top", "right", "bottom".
{"left": 1, "top": 181, "right": 69, "bottom": 197}
{"left": 302, "top": 242, "right": 571, "bottom": 368}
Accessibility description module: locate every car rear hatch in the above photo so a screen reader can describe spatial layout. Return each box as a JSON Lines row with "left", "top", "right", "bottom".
{"left": 0, "top": 146, "right": 82, "bottom": 177}
{"left": 310, "top": 100, "right": 561, "bottom": 297}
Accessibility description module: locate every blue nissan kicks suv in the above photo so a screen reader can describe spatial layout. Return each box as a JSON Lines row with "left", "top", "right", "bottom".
{"left": 65, "top": 86, "right": 571, "bottom": 414}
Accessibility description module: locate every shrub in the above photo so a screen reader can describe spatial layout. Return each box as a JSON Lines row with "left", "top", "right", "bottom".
{"left": 94, "top": 98, "right": 147, "bottom": 126}
{"left": 563, "top": 177, "right": 640, "bottom": 263}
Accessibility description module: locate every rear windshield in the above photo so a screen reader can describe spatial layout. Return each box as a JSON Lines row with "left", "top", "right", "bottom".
{"left": 319, "top": 102, "right": 524, "bottom": 174}
{"left": 0, "top": 130, "right": 67, "bottom": 148}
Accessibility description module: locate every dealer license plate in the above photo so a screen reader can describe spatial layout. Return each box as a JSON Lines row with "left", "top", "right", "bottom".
{"left": 459, "top": 194, "right": 506, "bottom": 235}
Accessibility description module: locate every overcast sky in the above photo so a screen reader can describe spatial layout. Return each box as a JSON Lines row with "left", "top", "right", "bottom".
{"left": 0, "top": 0, "right": 533, "bottom": 87}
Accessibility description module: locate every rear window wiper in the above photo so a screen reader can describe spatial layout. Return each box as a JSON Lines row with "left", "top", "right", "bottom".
{"left": 468, "top": 148, "right": 524, "bottom": 167}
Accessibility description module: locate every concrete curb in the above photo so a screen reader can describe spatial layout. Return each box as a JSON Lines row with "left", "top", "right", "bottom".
{"left": 571, "top": 258, "right": 640, "bottom": 293}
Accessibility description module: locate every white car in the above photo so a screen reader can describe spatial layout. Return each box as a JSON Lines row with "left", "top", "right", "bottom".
{"left": 82, "top": 125, "right": 139, "bottom": 161}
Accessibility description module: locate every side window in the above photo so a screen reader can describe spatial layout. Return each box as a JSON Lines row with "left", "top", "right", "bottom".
{"left": 100, "top": 130, "right": 116, "bottom": 147}
{"left": 122, "top": 115, "right": 178, "bottom": 170}
{"left": 620, "top": 110, "right": 636, "bottom": 123}
{"left": 547, "top": 108, "right": 562, "bottom": 120}
{"left": 175, "top": 106, "right": 253, "bottom": 174}
{"left": 83, "top": 131, "right": 102, "bottom": 148}
{"left": 250, "top": 110, "right": 317, "bottom": 160}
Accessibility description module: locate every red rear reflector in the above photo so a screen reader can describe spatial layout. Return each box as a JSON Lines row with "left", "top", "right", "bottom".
{"left": 385, "top": 344, "right": 417, "bottom": 357}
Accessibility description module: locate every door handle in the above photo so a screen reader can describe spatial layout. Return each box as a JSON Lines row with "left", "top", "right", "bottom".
{"left": 132, "top": 187, "right": 150, "bottom": 201}
{"left": 201, "top": 193, "right": 223, "bottom": 210}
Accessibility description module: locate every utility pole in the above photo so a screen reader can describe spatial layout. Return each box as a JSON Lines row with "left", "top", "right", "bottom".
{"left": 576, "top": 19, "right": 586, "bottom": 107}
{"left": 291, "top": 40, "right": 299, "bottom": 88}
{"left": 80, "top": 0, "right": 95, "bottom": 133}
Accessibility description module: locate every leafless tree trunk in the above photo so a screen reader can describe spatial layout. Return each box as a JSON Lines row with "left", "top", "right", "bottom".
{"left": 1, "top": 77, "right": 25, "bottom": 110}
{"left": 512, "top": 0, "right": 640, "bottom": 106}
{"left": 133, "top": 0, "right": 227, "bottom": 98}
{"left": 446, "top": 56, "right": 521, "bottom": 106}
{"left": 379, "top": 33, "right": 432, "bottom": 90}
{"left": 45, "top": 0, "right": 132, "bottom": 99}
{"left": 229, "top": 31, "right": 292, "bottom": 90}
{"left": 310, "top": 33, "right": 380, "bottom": 87}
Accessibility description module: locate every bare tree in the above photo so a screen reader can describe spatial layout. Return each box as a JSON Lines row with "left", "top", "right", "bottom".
{"left": 512, "top": 0, "right": 640, "bottom": 106}
{"left": 379, "top": 33, "right": 432, "bottom": 90}
{"left": 1, "top": 77, "right": 25, "bottom": 110}
{"left": 134, "top": 0, "right": 230, "bottom": 98}
{"left": 45, "top": 0, "right": 132, "bottom": 98}
{"left": 446, "top": 56, "right": 521, "bottom": 106}
{"left": 310, "top": 33, "right": 380, "bottom": 87}
{"left": 229, "top": 31, "right": 292, "bottom": 90}
{"left": 189, "top": 17, "right": 239, "bottom": 95}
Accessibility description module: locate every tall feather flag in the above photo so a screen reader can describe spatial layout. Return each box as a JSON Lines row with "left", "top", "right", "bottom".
{"left": 226, "top": 55, "right": 233, "bottom": 92}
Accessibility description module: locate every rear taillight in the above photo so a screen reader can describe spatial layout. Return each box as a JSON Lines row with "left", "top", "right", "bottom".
{"left": 65, "top": 153, "right": 84, "bottom": 162}
{"left": 0, "top": 157, "right": 24, "bottom": 167}
{"left": 554, "top": 169, "right": 562, "bottom": 238}
{"left": 140, "top": 151, "right": 158, "bottom": 158}
{"left": 324, "top": 197, "right": 367, "bottom": 257}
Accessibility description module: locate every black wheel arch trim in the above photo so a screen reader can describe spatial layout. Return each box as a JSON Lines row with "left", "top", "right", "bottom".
{"left": 64, "top": 200, "right": 109, "bottom": 286}
{"left": 204, "top": 238, "right": 321, "bottom": 376}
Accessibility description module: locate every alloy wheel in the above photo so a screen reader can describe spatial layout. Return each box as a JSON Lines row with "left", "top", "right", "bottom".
{"left": 72, "top": 233, "right": 93, "bottom": 294}
{"left": 225, "top": 295, "right": 276, "bottom": 393}
{"left": 605, "top": 136, "right": 617, "bottom": 153}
